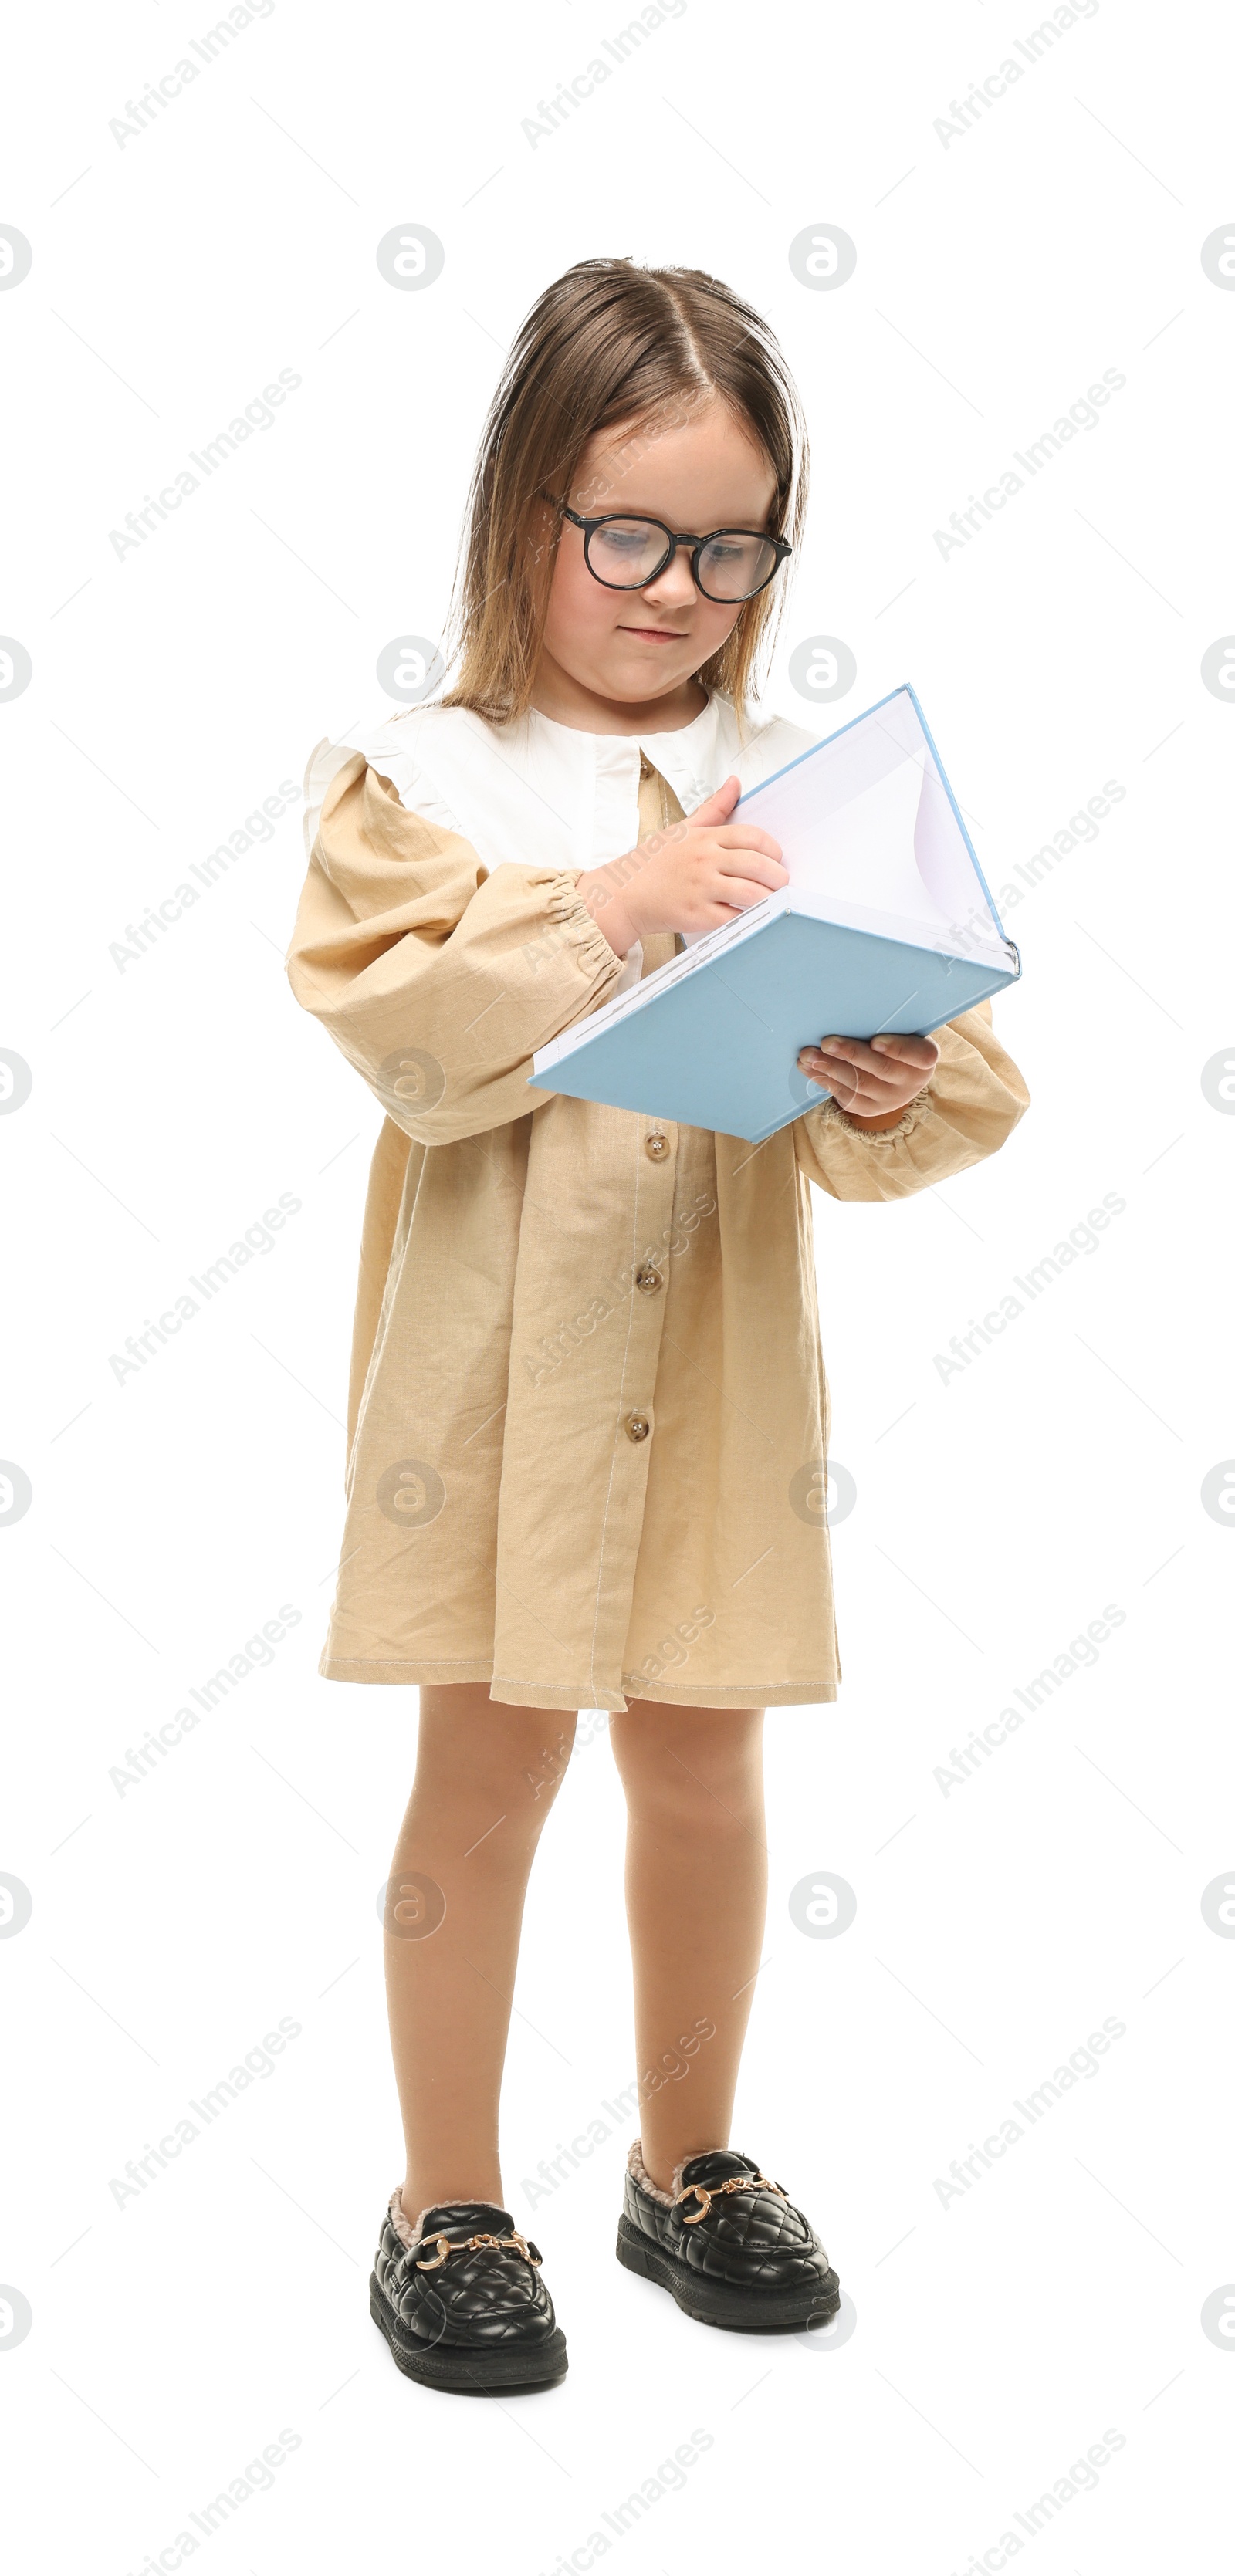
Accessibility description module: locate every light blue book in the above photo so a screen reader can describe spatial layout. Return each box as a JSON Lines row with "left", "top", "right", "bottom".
{"left": 529, "top": 684, "right": 1021, "bottom": 1144}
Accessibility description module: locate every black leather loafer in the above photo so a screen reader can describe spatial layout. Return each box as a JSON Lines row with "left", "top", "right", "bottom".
{"left": 617, "top": 2145, "right": 840, "bottom": 2334}
{"left": 370, "top": 2194, "right": 567, "bottom": 2393}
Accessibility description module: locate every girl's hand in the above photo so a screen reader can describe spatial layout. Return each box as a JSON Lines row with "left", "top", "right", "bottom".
{"left": 577, "top": 776, "right": 786, "bottom": 956}
{"left": 797, "top": 1032, "right": 939, "bottom": 1131}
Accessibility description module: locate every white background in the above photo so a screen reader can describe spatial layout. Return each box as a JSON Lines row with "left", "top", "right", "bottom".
{"left": 3, "top": 0, "right": 1233, "bottom": 2568}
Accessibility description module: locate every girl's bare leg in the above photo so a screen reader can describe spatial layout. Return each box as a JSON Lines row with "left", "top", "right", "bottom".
{"left": 385, "top": 1684, "right": 576, "bottom": 2218}
{"left": 608, "top": 1703, "right": 767, "bottom": 2193}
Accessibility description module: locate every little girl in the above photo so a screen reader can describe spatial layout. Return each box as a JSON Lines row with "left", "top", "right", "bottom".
{"left": 288, "top": 258, "right": 1029, "bottom": 2394}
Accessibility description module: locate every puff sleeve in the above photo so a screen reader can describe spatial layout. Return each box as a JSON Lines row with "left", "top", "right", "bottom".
{"left": 286, "top": 745, "right": 625, "bottom": 1144}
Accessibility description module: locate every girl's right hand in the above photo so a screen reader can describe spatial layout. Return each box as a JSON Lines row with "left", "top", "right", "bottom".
{"left": 575, "top": 776, "right": 786, "bottom": 958}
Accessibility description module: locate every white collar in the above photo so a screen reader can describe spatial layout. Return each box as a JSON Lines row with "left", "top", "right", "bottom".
{"left": 515, "top": 691, "right": 724, "bottom": 813}
{"left": 320, "top": 688, "right": 814, "bottom": 876}
{"left": 521, "top": 689, "right": 793, "bottom": 807}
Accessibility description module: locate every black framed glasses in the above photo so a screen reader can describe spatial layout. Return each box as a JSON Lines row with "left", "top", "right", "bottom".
{"left": 554, "top": 502, "right": 792, "bottom": 603}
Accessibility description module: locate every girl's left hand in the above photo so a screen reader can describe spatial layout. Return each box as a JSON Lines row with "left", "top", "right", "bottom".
{"left": 797, "top": 1032, "right": 939, "bottom": 1130}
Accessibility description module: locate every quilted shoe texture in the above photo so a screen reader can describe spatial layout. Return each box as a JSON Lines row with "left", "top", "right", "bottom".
{"left": 617, "top": 2145, "right": 841, "bottom": 2334}
{"left": 370, "top": 2197, "right": 567, "bottom": 2393}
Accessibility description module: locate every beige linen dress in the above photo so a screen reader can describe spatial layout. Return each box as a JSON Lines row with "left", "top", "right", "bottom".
{"left": 287, "top": 702, "right": 1029, "bottom": 1712}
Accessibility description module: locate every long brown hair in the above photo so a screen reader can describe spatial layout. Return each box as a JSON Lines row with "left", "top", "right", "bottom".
{"left": 441, "top": 259, "right": 808, "bottom": 726}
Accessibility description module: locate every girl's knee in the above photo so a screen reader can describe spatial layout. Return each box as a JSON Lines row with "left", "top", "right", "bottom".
{"left": 612, "top": 1709, "right": 763, "bottom": 1826}
{"left": 413, "top": 1700, "right": 577, "bottom": 1819}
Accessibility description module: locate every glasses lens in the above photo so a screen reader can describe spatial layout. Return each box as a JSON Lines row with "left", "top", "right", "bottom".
{"left": 586, "top": 518, "right": 671, "bottom": 587}
{"left": 695, "top": 532, "right": 780, "bottom": 600}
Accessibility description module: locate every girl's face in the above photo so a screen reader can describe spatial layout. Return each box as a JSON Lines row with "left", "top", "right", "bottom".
{"left": 533, "top": 395, "right": 778, "bottom": 727}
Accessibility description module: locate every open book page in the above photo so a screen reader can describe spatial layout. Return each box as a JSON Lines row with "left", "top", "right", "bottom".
{"left": 683, "top": 686, "right": 1006, "bottom": 964}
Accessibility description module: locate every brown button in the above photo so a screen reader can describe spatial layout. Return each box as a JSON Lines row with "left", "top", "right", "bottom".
{"left": 645, "top": 1132, "right": 669, "bottom": 1161}
{"left": 634, "top": 1268, "right": 661, "bottom": 1295}
{"left": 625, "top": 1411, "right": 651, "bottom": 1442}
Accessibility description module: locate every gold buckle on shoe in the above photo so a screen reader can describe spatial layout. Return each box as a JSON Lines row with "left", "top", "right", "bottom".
{"left": 415, "top": 2228, "right": 541, "bottom": 2270}
{"left": 674, "top": 2173, "right": 787, "bottom": 2225}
